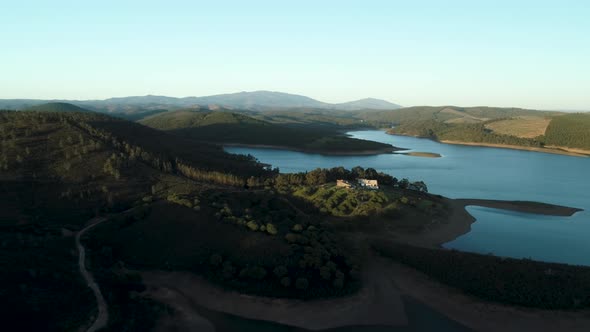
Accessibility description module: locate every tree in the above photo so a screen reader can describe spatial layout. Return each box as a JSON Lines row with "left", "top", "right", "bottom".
{"left": 319, "top": 266, "right": 331, "bottom": 280}
{"left": 273, "top": 266, "right": 288, "bottom": 278}
{"left": 280, "top": 276, "right": 291, "bottom": 287}
{"left": 295, "top": 277, "right": 309, "bottom": 290}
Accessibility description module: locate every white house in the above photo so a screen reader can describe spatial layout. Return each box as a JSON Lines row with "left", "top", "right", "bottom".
{"left": 357, "top": 178, "right": 379, "bottom": 189}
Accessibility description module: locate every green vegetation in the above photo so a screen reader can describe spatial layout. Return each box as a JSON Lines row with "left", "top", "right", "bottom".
{"left": 356, "top": 106, "right": 559, "bottom": 127}
{"left": 140, "top": 110, "right": 394, "bottom": 154}
{"left": 364, "top": 106, "right": 590, "bottom": 152}
{"left": 24, "top": 102, "right": 92, "bottom": 113}
{"left": 86, "top": 198, "right": 360, "bottom": 300}
{"left": 3, "top": 102, "right": 590, "bottom": 331}
{"left": 292, "top": 186, "right": 395, "bottom": 217}
{"left": 389, "top": 113, "right": 590, "bottom": 152}
{"left": 375, "top": 241, "right": 590, "bottom": 309}
{"left": 389, "top": 120, "right": 546, "bottom": 147}
{"left": 0, "top": 108, "right": 271, "bottom": 331}
{"left": 544, "top": 113, "right": 590, "bottom": 150}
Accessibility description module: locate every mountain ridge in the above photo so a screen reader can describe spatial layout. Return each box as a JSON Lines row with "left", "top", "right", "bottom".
{"left": 0, "top": 90, "right": 401, "bottom": 112}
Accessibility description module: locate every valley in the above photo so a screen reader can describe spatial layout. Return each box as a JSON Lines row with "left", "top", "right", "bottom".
{"left": 1, "top": 101, "right": 589, "bottom": 332}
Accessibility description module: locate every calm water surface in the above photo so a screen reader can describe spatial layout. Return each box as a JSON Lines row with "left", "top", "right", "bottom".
{"left": 226, "top": 130, "right": 590, "bottom": 266}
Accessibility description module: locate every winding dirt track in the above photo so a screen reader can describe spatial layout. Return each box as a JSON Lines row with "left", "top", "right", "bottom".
{"left": 76, "top": 217, "right": 109, "bottom": 332}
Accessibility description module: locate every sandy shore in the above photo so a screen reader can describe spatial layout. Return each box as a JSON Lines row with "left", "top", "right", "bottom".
{"left": 457, "top": 199, "right": 582, "bottom": 216}
{"left": 142, "top": 256, "right": 408, "bottom": 331}
{"left": 396, "top": 151, "right": 441, "bottom": 158}
{"left": 223, "top": 143, "right": 401, "bottom": 156}
{"left": 139, "top": 196, "right": 585, "bottom": 331}
{"left": 440, "top": 140, "right": 590, "bottom": 157}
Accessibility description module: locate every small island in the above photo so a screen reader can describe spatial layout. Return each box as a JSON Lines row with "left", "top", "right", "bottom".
{"left": 396, "top": 151, "right": 442, "bottom": 158}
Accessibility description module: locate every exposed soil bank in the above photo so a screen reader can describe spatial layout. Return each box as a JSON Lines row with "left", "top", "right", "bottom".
{"left": 440, "top": 140, "right": 590, "bottom": 157}
{"left": 396, "top": 151, "right": 441, "bottom": 158}
{"left": 457, "top": 199, "right": 582, "bottom": 217}
{"left": 385, "top": 258, "right": 590, "bottom": 332}
{"left": 385, "top": 131, "right": 590, "bottom": 157}
{"left": 141, "top": 256, "right": 408, "bottom": 331}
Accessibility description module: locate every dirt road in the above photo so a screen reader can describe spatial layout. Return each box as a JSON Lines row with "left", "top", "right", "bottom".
{"left": 76, "top": 217, "right": 109, "bottom": 332}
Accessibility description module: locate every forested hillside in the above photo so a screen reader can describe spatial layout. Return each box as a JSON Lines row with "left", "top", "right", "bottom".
{"left": 356, "top": 106, "right": 558, "bottom": 127}
{"left": 140, "top": 110, "right": 395, "bottom": 154}
{"left": 544, "top": 114, "right": 590, "bottom": 149}
{"left": 0, "top": 108, "right": 274, "bottom": 331}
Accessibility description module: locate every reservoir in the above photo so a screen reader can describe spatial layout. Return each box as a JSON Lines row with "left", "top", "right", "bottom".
{"left": 226, "top": 130, "right": 590, "bottom": 266}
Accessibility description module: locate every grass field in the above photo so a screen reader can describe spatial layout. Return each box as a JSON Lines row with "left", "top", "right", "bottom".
{"left": 484, "top": 116, "right": 552, "bottom": 138}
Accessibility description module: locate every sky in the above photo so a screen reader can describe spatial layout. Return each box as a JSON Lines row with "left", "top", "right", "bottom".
{"left": 1, "top": 0, "right": 589, "bottom": 110}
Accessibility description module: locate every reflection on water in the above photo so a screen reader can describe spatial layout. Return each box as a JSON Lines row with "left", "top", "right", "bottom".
{"left": 225, "top": 130, "right": 590, "bottom": 266}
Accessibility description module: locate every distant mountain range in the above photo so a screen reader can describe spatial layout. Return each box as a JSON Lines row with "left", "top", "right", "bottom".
{"left": 0, "top": 91, "right": 401, "bottom": 113}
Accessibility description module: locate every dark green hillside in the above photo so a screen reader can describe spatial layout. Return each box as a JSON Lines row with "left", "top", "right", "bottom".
{"left": 0, "top": 110, "right": 272, "bottom": 331}
{"left": 252, "top": 109, "right": 366, "bottom": 128}
{"left": 25, "top": 102, "right": 91, "bottom": 113}
{"left": 140, "top": 110, "right": 394, "bottom": 154}
{"left": 544, "top": 113, "right": 590, "bottom": 150}
{"left": 140, "top": 109, "right": 266, "bottom": 129}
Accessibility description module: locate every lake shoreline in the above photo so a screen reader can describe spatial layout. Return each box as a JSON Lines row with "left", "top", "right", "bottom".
{"left": 139, "top": 196, "right": 583, "bottom": 331}
{"left": 396, "top": 197, "right": 583, "bottom": 249}
{"left": 440, "top": 140, "right": 590, "bottom": 157}
{"left": 384, "top": 131, "right": 590, "bottom": 157}
{"left": 223, "top": 142, "right": 404, "bottom": 156}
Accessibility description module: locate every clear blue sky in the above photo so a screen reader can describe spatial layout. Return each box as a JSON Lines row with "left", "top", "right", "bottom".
{"left": 1, "top": 0, "right": 589, "bottom": 109}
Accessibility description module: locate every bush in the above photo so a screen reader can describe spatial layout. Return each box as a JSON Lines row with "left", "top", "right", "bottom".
{"left": 280, "top": 277, "right": 291, "bottom": 287}
{"left": 319, "top": 266, "right": 331, "bottom": 280}
{"left": 239, "top": 266, "right": 267, "bottom": 280}
{"left": 273, "top": 266, "right": 288, "bottom": 278}
{"left": 209, "top": 254, "right": 223, "bottom": 267}
{"left": 246, "top": 220, "right": 259, "bottom": 231}
{"left": 266, "top": 223, "right": 278, "bottom": 235}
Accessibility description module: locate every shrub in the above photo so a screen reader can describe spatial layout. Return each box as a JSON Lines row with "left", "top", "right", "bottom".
{"left": 246, "top": 220, "right": 259, "bottom": 231}
{"left": 280, "top": 277, "right": 291, "bottom": 287}
{"left": 292, "top": 224, "right": 304, "bottom": 232}
{"left": 209, "top": 254, "right": 223, "bottom": 267}
{"left": 333, "top": 278, "right": 344, "bottom": 289}
{"left": 239, "top": 266, "right": 267, "bottom": 280}
{"left": 221, "top": 261, "right": 235, "bottom": 279}
{"left": 266, "top": 223, "right": 278, "bottom": 235}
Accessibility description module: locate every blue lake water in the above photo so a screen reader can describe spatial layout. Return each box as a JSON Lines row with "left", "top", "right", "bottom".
{"left": 225, "top": 130, "right": 590, "bottom": 266}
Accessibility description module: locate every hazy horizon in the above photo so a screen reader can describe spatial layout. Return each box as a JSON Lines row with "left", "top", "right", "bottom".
{"left": 2, "top": 0, "right": 589, "bottom": 110}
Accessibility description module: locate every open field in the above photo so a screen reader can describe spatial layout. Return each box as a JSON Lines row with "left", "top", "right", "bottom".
{"left": 485, "top": 116, "right": 552, "bottom": 138}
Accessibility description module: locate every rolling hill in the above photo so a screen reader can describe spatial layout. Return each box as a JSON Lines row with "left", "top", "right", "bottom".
{"left": 24, "top": 102, "right": 93, "bottom": 113}
{"left": 356, "top": 106, "right": 562, "bottom": 126}
{"left": 0, "top": 91, "right": 401, "bottom": 113}
{"left": 139, "top": 110, "right": 396, "bottom": 154}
